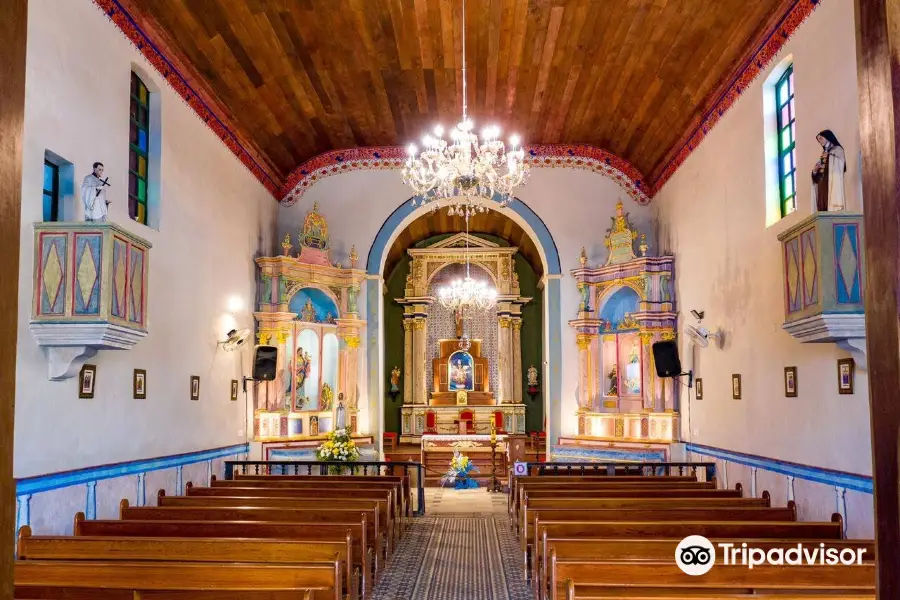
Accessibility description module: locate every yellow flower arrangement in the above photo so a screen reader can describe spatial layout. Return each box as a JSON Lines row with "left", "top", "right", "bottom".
{"left": 316, "top": 427, "right": 360, "bottom": 463}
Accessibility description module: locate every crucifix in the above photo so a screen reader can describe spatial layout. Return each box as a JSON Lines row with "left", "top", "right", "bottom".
{"left": 454, "top": 306, "right": 470, "bottom": 339}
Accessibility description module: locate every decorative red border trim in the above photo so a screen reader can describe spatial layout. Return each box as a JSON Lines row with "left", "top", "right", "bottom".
{"left": 650, "top": 0, "right": 822, "bottom": 195}
{"left": 91, "top": 0, "right": 280, "bottom": 196}
{"left": 279, "top": 144, "right": 650, "bottom": 206}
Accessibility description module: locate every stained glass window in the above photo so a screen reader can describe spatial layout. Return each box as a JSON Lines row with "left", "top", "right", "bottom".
{"left": 129, "top": 72, "right": 150, "bottom": 225}
{"left": 775, "top": 65, "right": 796, "bottom": 217}
{"left": 42, "top": 159, "right": 59, "bottom": 221}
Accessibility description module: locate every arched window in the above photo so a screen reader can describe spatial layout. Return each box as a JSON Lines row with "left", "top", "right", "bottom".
{"left": 775, "top": 65, "right": 796, "bottom": 217}
{"left": 129, "top": 71, "right": 150, "bottom": 225}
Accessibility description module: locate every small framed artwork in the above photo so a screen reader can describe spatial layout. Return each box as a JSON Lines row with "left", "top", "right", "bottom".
{"left": 79, "top": 364, "right": 96, "bottom": 399}
{"left": 731, "top": 374, "right": 742, "bottom": 400}
{"left": 230, "top": 379, "right": 239, "bottom": 401}
{"left": 695, "top": 378, "right": 703, "bottom": 400}
{"left": 784, "top": 366, "right": 798, "bottom": 398}
{"left": 133, "top": 369, "right": 147, "bottom": 399}
{"left": 190, "top": 375, "right": 200, "bottom": 401}
{"left": 837, "top": 358, "right": 855, "bottom": 395}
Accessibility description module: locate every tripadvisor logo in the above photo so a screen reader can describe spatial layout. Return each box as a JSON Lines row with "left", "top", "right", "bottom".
{"left": 675, "top": 536, "right": 868, "bottom": 575}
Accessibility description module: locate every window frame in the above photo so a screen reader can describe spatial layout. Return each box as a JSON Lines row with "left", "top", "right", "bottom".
{"left": 43, "top": 159, "right": 59, "bottom": 222}
{"left": 775, "top": 64, "right": 796, "bottom": 217}
{"left": 129, "top": 71, "right": 151, "bottom": 225}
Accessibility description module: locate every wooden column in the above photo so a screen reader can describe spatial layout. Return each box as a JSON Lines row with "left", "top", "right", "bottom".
{"left": 855, "top": 0, "right": 900, "bottom": 595}
{"left": 0, "top": 0, "right": 25, "bottom": 596}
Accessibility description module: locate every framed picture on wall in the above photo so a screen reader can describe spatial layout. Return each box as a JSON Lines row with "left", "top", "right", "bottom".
{"left": 190, "top": 375, "right": 200, "bottom": 401}
{"left": 134, "top": 369, "right": 147, "bottom": 399}
{"left": 695, "top": 378, "right": 703, "bottom": 400}
{"left": 79, "top": 364, "right": 96, "bottom": 399}
{"left": 731, "top": 374, "right": 742, "bottom": 400}
{"left": 230, "top": 379, "right": 239, "bottom": 401}
{"left": 837, "top": 358, "right": 855, "bottom": 395}
{"left": 784, "top": 366, "right": 797, "bottom": 398}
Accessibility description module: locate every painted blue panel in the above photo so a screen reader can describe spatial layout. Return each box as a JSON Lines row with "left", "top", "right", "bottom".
{"left": 112, "top": 238, "right": 127, "bottom": 319}
{"left": 599, "top": 287, "right": 640, "bottom": 325}
{"left": 15, "top": 443, "right": 248, "bottom": 496}
{"left": 834, "top": 224, "right": 861, "bottom": 304}
{"left": 129, "top": 247, "right": 144, "bottom": 323}
{"left": 551, "top": 446, "right": 667, "bottom": 463}
{"left": 73, "top": 234, "right": 102, "bottom": 315}
{"left": 39, "top": 235, "right": 67, "bottom": 315}
{"left": 366, "top": 194, "right": 562, "bottom": 275}
{"left": 289, "top": 287, "right": 339, "bottom": 321}
{"left": 686, "top": 443, "right": 872, "bottom": 494}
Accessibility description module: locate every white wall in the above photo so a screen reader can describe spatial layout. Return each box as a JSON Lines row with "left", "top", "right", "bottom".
{"left": 654, "top": 0, "right": 872, "bottom": 533}
{"left": 15, "top": 0, "right": 277, "bottom": 478}
{"left": 279, "top": 167, "right": 655, "bottom": 439}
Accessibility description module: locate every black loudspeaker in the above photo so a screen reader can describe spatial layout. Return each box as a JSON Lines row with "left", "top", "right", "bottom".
{"left": 252, "top": 345, "right": 278, "bottom": 381}
{"left": 652, "top": 340, "right": 682, "bottom": 377}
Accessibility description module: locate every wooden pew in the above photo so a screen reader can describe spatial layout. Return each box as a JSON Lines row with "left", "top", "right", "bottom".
{"left": 162, "top": 490, "right": 398, "bottom": 548}
{"left": 519, "top": 494, "right": 773, "bottom": 536}
{"left": 511, "top": 475, "right": 704, "bottom": 515}
{"left": 518, "top": 486, "right": 744, "bottom": 533}
{"left": 551, "top": 559, "right": 875, "bottom": 600}
{"left": 15, "top": 559, "right": 342, "bottom": 600}
{"left": 522, "top": 505, "right": 799, "bottom": 575}
{"left": 202, "top": 480, "right": 404, "bottom": 530}
{"left": 538, "top": 538, "right": 875, "bottom": 600}
{"left": 73, "top": 513, "right": 374, "bottom": 595}
{"left": 232, "top": 473, "right": 412, "bottom": 518}
{"left": 17, "top": 525, "right": 358, "bottom": 600}
{"left": 120, "top": 502, "right": 387, "bottom": 565}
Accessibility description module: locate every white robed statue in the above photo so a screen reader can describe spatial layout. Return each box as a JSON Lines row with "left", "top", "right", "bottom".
{"left": 811, "top": 130, "right": 846, "bottom": 212}
{"left": 81, "top": 162, "right": 110, "bottom": 221}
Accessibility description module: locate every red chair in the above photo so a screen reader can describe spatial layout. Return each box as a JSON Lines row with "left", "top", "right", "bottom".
{"left": 493, "top": 411, "right": 507, "bottom": 434}
{"left": 459, "top": 409, "right": 475, "bottom": 434}
{"left": 383, "top": 431, "right": 398, "bottom": 452}
{"left": 424, "top": 410, "right": 438, "bottom": 434}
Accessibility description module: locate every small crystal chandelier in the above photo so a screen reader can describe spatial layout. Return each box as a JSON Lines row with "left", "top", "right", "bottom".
{"left": 402, "top": 0, "right": 528, "bottom": 216}
{"left": 437, "top": 214, "right": 497, "bottom": 314}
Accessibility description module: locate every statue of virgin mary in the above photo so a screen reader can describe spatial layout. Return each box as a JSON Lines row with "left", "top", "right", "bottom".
{"left": 811, "top": 129, "right": 847, "bottom": 212}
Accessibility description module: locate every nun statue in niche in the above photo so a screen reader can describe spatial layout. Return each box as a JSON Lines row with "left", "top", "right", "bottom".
{"left": 811, "top": 130, "right": 846, "bottom": 212}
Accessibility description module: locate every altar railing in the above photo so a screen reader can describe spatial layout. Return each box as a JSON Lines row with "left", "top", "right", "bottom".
{"left": 223, "top": 460, "right": 426, "bottom": 515}
{"left": 521, "top": 461, "right": 716, "bottom": 482}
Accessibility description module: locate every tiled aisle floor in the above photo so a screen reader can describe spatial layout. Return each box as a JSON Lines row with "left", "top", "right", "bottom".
{"left": 371, "top": 489, "right": 530, "bottom": 600}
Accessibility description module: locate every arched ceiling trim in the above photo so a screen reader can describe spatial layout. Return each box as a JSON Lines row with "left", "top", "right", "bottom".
{"left": 97, "top": 0, "right": 823, "bottom": 201}
{"left": 278, "top": 144, "right": 649, "bottom": 207}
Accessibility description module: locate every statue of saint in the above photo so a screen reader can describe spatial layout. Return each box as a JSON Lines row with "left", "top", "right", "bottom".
{"left": 607, "top": 364, "right": 618, "bottom": 396}
{"left": 390, "top": 366, "right": 401, "bottom": 393}
{"left": 527, "top": 365, "right": 539, "bottom": 387}
{"left": 454, "top": 307, "right": 465, "bottom": 338}
{"left": 811, "top": 129, "right": 846, "bottom": 212}
{"left": 629, "top": 339, "right": 640, "bottom": 364}
{"left": 81, "top": 162, "right": 110, "bottom": 222}
{"left": 295, "top": 348, "right": 311, "bottom": 408}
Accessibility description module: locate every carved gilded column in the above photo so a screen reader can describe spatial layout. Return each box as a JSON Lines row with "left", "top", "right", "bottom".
{"left": 413, "top": 316, "right": 428, "bottom": 404}
{"left": 512, "top": 317, "right": 523, "bottom": 403}
{"left": 402, "top": 318, "right": 413, "bottom": 405}
{"left": 576, "top": 333, "right": 596, "bottom": 411}
{"left": 497, "top": 314, "right": 513, "bottom": 403}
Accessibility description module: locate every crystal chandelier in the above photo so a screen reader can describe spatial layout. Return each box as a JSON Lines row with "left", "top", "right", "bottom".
{"left": 437, "top": 214, "right": 497, "bottom": 314}
{"left": 402, "top": 0, "right": 528, "bottom": 217}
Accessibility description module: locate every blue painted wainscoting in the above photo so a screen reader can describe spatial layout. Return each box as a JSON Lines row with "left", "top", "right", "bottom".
{"left": 15, "top": 443, "right": 249, "bottom": 536}
{"left": 686, "top": 443, "right": 874, "bottom": 539}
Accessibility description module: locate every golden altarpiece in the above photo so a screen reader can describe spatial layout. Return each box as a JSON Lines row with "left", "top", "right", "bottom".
{"left": 253, "top": 204, "right": 366, "bottom": 441}
{"left": 397, "top": 233, "right": 528, "bottom": 444}
{"left": 568, "top": 202, "right": 679, "bottom": 445}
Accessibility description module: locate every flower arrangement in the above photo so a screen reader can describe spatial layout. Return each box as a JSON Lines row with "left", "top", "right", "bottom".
{"left": 440, "top": 451, "right": 479, "bottom": 489}
{"left": 316, "top": 427, "right": 360, "bottom": 464}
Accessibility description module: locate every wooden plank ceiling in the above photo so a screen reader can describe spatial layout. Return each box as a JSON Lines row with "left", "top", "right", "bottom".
{"left": 132, "top": 0, "right": 789, "bottom": 185}
{"left": 384, "top": 209, "right": 540, "bottom": 279}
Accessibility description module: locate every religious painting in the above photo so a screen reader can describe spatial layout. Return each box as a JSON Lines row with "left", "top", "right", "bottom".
{"left": 79, "top": 364, "right": 96, "bottom": 399}
{"left": 190, "top": 375, "right": 200, "bottom": 401}
{"left": 837, "top": 358, "right": 854, "bottom": 395}
{"left": 695, "top": 378, "right": 703, "bottom": 400}
{"left": 133, "top": 369, "right": 146, "bottom": 400}
{"left": 784, "top": 367, "right": 798, "bottom": 398}
{"left": 447, "top": 351, "right": 474, "bottom": 392}
{"left": 731, "top": 374, "right": 742, "bottom": 400}
{"left": 230, "top": 379, "right": 239, "bottom": 401}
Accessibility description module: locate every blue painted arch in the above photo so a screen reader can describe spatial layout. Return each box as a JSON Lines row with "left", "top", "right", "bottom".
{"left": 366, "top": 194, "right": 561, "bottom": 276}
